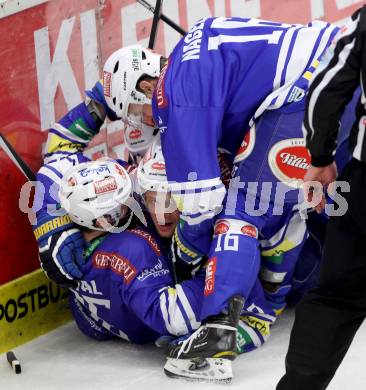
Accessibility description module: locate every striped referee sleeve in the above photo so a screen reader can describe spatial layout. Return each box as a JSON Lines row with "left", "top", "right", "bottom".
{"left": 303, "top": 9, "right": 362, "bottom": 167}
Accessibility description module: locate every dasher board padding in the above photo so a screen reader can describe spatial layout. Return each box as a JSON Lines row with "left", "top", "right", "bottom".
{"left": 0, "top": 269, "right": 71, "bottom": 353}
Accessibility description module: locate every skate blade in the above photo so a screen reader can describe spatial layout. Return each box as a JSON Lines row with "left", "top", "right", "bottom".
{"left": 164, "top": 357, "right": 232, "bottom": 384}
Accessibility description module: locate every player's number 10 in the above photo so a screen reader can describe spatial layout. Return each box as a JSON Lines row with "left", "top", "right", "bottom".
{"left": 208, "top": 18, "right": 285, "bottom": 50}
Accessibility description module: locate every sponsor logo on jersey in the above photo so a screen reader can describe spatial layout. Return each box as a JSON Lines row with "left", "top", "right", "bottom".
{"left": 103, "top": 71, "right": 112, "bottom": 97}
{"left": 214, "top": 220, "right": 230, "bottom": 235}
{"left": 129, "top": 228, "right": 162, "bottom": 256}
{"left": 156, "top": 61, "right": 169, "bottom": 108}
{"left": 93, "top": 251, "right": 137, "bottom": 284}
{"left": 268, "top": 138, "right": 311, "bottom": 188}
{"left": 204, "top": 257, "right": 217, "bottom": 296}
{"left": 94, "top": 177, "right": 118, "bottom": 195}
{"left": 241, "top": 225, "right": 258, "bottom": 238}
{"left": 137, "top": 259, "right": 170, "bottom": 282}
{"left": 234, "top": 126, "right": 256, "bottom": 164}
{"left": 181, "top": 18, "right": 207, "bottom": 62}
{"left": 128, "top": 128, "right": 142, "bottom": 141}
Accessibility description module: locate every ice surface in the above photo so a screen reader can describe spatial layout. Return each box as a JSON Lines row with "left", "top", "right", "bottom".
{"left": 1, "top": 309, "right": 366, "bottom": 390}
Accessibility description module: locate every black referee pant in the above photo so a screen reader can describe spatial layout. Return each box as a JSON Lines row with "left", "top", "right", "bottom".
{"left": 277, "top": 158, "right": 366, "bottom": 390}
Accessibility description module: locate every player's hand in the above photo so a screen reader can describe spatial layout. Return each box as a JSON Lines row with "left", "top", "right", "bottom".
{"left": 38, "top": 227, "right": 86, "bottom": 288}
{"left": 303, "top": 162, "right": 338, "bottom": 213}
{"left": 171, "top": 230, "right": 200, "bottom": 264}
{"left": 170, "top": 232, "right": 203, "bottom": 282}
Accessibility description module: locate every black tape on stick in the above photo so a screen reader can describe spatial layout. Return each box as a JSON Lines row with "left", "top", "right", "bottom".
{"left": 6, "top": 351, "right": 21, "bottom": 374}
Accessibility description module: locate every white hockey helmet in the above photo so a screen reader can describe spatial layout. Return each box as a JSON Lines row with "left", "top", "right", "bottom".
{"left": 59, "top": 160, "right": 132, "bottom": 231}
{"left": 124, "top": 122, "right": 159, "bottom": 155}
{"left": 102, "top": 45, "right": 161, "bottom": 119}
{"left": 137, "top": 137, "right": 170, "bottom": 193}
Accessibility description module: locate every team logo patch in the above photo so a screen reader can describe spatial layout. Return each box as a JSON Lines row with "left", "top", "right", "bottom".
{"left": 93, "top": 251, "right": 137, "bottom": 284}
{"left": 214, "top": 220, "right": 230, "bottom": 235}
{"left": 103, "top": 71, "right": 112, "bottom": 97}
{"left": 94, "top": 177, "right": 118, "bottom": 194}
{"left": 268, "top": 138, "right": 311, "bottom": 188}
{"left": 234, "top": 126, "right": 256, "bottom": 164}
{"left": 241, "top": 225, "right": 258, "bottom": 238}
{"left": 204, "top": 257, "right": 217, "bottom": 296}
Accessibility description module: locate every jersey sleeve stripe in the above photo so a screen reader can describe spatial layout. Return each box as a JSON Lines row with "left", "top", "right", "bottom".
{"left": 176, "top": 284, "right": 201, "bottom": 330}
{"left": 38, "top": 166, "right": 63, "bottom": 185}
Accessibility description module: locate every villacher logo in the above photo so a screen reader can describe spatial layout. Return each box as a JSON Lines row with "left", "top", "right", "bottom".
{"left": 268, "top": 138, "right": 311, "bottom": 188}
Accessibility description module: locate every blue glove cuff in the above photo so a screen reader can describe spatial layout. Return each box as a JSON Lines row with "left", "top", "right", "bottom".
{"left": 174, "top": 227, "right": 203, "bottom": 262}
{"left": 33, "top": 214, "right": 74, "bottom": 243}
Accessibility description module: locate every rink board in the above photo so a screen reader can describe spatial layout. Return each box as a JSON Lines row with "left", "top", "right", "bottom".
{"left": 0, "top": 269, "right": 71, "bottom": 353}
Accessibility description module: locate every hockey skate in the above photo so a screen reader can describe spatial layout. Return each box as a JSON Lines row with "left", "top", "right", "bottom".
{"left": 164, "top": 295, "right": 244, "bottom": 383}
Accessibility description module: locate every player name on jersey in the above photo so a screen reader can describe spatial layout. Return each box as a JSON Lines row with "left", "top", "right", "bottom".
{"left": 181, "top": 18, "right": 207, "bottom": 62}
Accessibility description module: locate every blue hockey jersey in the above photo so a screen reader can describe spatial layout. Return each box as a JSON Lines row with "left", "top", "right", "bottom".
{"left": 33, "top": 138, "right": 203, "bottom": 343}
{"left": 70, "top": 228, "right": 203, "bottom": 343}
{"left": 152, "top": 17, "right": 340, "bottom": 258}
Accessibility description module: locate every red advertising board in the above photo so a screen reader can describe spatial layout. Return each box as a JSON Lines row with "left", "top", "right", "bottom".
{"left": 0, "top": 0, "right": 364, "bottom": 284}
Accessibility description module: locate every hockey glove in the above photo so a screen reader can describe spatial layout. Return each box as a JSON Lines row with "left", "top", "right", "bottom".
{"left": 171, "top": 228, "right": 202, "bottom": 264}
{"left": 170, "top": 229, "right": 204, "bottom": 282}
{"left": 34, "top": 215, "right": 86, "bottom": 288}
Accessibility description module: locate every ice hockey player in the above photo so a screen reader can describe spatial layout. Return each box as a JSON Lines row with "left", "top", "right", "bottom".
{"left": 100, "top": 17, "right": 358, "bottom": 381}
{"left": 43, "top": 77, "right": 159, "bottom": 166}
{"left": 39, "top": 157, "right": 206, "bottom": 343}
{"left": 33, "top": 128, "right": 336, "bottom": 383}
{"left": 34, "top": 83, "right": 159, "bottom": 289}
{"left": 33, "top": 123, "right": 276, "bottom": 382}
{"left": 36, "top": 152, "right": 262, "bottom": 382}
{"left": 135, "top": 138, "right": 333, "bottom": 381}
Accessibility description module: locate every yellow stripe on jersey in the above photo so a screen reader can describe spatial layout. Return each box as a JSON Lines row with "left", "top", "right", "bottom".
{"left": 303, "top": 71, "right": 313, "bottom": 81}
{"left": 168, "top": 287, "right": 177, "bottom": 297}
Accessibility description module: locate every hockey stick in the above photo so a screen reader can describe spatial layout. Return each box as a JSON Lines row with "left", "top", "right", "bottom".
{"left": 136, "top": 0, "right": 187, "bottom": 37}
{"left": 0, "top": 133, "right": 36, "bottom": 182}
{"left": 148, "top": 0, "right": 163, "bottom": 49}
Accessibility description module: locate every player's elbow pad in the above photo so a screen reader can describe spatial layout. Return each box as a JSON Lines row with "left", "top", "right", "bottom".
{"left": 171, "top": 178, "right": 226, "bottom": 225}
